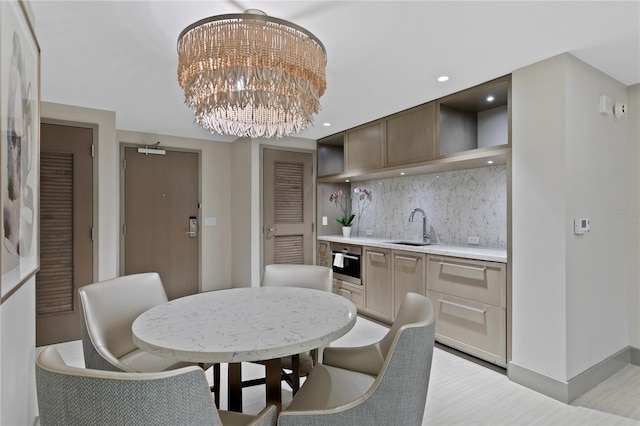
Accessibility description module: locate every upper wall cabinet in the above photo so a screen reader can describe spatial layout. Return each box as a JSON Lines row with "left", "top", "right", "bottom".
{"left": 316, "top": 75, "right": 511, "bottom": 183}
{"left": 346, "top": 120, "right": 385, "bottom": 172}
{"left": 438, "top": 76, "right": 510, "bottom": 156}
{"left": 386, "top": 102, "right": 437, "bottom": 166}
{"left": 317, "top": 132, "right": 345, "bottom": 178}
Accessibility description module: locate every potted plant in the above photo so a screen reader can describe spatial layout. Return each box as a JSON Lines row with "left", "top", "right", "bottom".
{"left": 329, "top": 190, "right": 355, "bottom": 237}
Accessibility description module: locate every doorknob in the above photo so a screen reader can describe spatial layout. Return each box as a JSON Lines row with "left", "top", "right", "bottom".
{"left": 266, "top": 226, "right": 277, "bottom": 233}
{"left": 186, "top": 216, "right": 197, "bottom": 238}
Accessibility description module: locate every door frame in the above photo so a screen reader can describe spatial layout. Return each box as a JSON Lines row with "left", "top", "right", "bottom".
{"left": 118, "top": 142, "right": 203, "bottom": 292}
{"left": 41, "top": 118, "right": 99, "bottom": 282}
{"left": 259, "top": 144, "right": 317, "bottom": 276}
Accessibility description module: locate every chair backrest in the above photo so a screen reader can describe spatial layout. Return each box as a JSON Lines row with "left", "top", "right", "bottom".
{"left": 368, "top": 292, "right": 435, "bottom": 424}
{"left": 78, "top": 272, "right": 168, "bottom": 371}
{"left": 379, "top": 291, "right": 434, "bottom": 358}
{"left": 36, "top": 346, "right": 220, "bottom": 426}
{"left": 279, "top": 292, "right": 436, "bottom": 426}
{"left": 261, "top": 264, "right": 333, "bottom": 292}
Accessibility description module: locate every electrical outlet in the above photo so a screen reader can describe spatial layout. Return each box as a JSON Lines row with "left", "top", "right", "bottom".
{"left": 366, "top": 229, "right": 373, "bottom": 236}
{"left": 468, "top": 236, "right": 480, "bottom": 245}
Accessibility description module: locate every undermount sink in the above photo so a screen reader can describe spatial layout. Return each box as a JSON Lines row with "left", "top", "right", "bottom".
{"left": 387, "top": 240, "right": 431, "bottom": 246}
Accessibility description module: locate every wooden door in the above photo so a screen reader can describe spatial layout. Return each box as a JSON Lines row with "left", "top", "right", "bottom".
{"left": 263, "top": 149, "right": 313, "bottom": 266}
{"left": 36, "top": 123, "right": 94, "bottom": 346}
{"left": 123, "top": 147, "right": 199, "bottom": 300}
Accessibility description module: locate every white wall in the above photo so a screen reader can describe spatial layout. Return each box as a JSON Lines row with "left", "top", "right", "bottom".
{"left": 118, "top": 130, "right": 233, "bottom": 292}
{"left": 628, "top": 84, "right": 640, "bottom": 349}
{"left": 512, "top": 53, "right": 631, "bottom": 382}
{"left": 1, "top": 279, "right": 36, "bottom": 426}
{"left": 231, "top": 138, "right": 254, "bottom": 287}
{"left": 512, "top": 54, "right": 569, "bottom": 379}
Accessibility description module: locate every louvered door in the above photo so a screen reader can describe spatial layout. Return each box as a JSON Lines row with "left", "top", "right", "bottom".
{"left": 36, "top": 123, "right": 94, "bottom": 346}
{"left": 263, "top": 149, "right": 313, "bottom": 267}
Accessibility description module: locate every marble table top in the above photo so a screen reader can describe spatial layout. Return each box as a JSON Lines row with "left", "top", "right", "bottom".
{"left": 132, "top": 287, "right": 357, "bottom": 364}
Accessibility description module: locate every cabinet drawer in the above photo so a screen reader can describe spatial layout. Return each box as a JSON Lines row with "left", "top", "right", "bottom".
{"left": 427, "top": 255, "right": 506, "bottom": 307}
{"left": 317, "top": 241, "right": 331, "bottom": 266}
{"left": 333, "top": 279, "right": 363, "bottom": 309}
{"left": 426, "top": 290, "right": 506, "bottom": 366}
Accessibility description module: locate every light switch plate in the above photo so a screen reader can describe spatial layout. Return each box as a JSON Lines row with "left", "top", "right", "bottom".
{"left": 468, "top": 236, "right": 480, "bottom": 245}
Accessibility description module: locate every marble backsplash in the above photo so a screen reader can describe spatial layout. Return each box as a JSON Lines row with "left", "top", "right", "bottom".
{"left": 350, "top": 166, "right": 507, "bottom": 247}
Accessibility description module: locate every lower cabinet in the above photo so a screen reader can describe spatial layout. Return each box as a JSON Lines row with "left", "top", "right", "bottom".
{"left": 426, "top": 255, "right": 507, "bottom": 366}
{"left": 392, "top": 250, "right": 425, "bottom": 320}
{"left": 333, "top": 279, "right": 364, "bottom": 310}
{"left": 317, "top": 241, "right": 331, "bottom": 267}
{"left": 362, "top": 247, "right": 392, "bottom": 322}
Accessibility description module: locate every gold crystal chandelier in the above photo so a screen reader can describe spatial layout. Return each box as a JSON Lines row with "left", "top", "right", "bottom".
{"left": 177, "top": 9, "right": 327, "bottom": 139}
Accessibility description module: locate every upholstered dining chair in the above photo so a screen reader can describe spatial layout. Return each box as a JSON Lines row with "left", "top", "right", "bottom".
{"left": 36, "top": 346, "right": 277, "bottom": 426}
{"left": 243, "top": 264, "right": 333, "bottom": 394}
{"left": 277, "top": 292, "right": 436, "bottom": 426}
{"left": 78, "top": 272, "right": 220, "bottom": 404}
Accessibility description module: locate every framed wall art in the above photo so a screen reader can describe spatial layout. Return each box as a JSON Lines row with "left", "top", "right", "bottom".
{"left": 1, "top": 0, "right": 40, "bottom": 303}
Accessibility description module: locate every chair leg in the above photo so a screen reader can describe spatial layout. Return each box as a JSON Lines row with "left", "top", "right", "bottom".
{"left": 203, "top": 363, "right": 221, "bottom": 408}
{"left": 290, "top": 354, "right": 300, "bottom": 395}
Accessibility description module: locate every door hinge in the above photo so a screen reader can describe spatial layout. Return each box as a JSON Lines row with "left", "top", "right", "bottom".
{"left": 123, "top": 158, "right": 127, "bottom": 170}
{"left": 91, "top": 144, "right": 95, "bottom": 158}
{"left": 91, "top": 227, "right": 94, "bottom": 241}
{"left": 312, "top": 222, "right": 315, "bottom": 233}
{"left": 123, "top": 224, "right": 127, "bottom": 236}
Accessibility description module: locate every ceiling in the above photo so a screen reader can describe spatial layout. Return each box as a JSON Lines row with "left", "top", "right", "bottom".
{"left": 30, "top": 1, "right": 640, "bottom": 143}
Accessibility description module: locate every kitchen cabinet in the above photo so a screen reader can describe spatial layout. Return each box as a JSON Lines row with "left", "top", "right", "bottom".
{"left": 345, "top": 121, "right": 385, "bottom": 172}
{"left": 317, "top": 240, "right": 331, "bottom": 267}
{"left": 438, "top": 75, "right": 510, "bottom": 156}
{"left": 392, "top": 250, "right": 425, "bottom": 319}
{"left": 333, "top": 279, "right": 364, "bottom": 310}
{"left": 426, "top": 254, "right": 507, "bottom": 366}
{"left": 362, "top": 247, "right": 392, "bottom": 321}
{"left": 386, "top": 102, "right": 436, "bottom": 166}
{"left": 317, "top": 132, "right": 344, "bottom": 177}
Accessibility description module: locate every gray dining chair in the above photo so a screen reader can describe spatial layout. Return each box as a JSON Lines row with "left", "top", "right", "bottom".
{"left": 278, "top": 292, "right": 436, "bottom": 426}
{"left": 243, "top": 264, "right": 333, "bottom": 394}
{"left": 36, "top": 346, "right": 277, "bottom": 426}
{"left": 78, "top": 272, "right": 220, "bottom": 404}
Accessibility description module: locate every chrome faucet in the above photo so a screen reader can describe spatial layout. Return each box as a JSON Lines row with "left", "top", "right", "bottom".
{"left": 409, "top": 208, "right": 430, "bottom": 244}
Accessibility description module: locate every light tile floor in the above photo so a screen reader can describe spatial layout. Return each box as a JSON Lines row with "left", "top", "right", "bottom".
{"left": 47, "top": 315, "right": 639, "bottom": 425}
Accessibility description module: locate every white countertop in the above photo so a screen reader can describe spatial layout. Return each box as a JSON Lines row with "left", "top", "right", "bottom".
{"left": 318, "top": 236, "right": 507, "bottom": 263}
{"left": 132, "top": 287, "right": 357, "bottom": 364}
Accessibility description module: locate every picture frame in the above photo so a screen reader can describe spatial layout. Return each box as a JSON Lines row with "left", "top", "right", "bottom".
{"left": 0, "top": 0, "right": 40, "bottom": 303}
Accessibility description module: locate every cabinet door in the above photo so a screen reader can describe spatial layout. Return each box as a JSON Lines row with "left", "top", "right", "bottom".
{"left": 345, "top": 121, "right": 385, "bottom": 172}
{"left": 363, "top": 247, "right": 392, "bottom": 321}
{"left": 317, "top": 241, "right": 331, "bottom": 266}
{"left": 386, "top": 103, "right": 436, "bottom": 166}
{"left": 392, "top": 251, "right": 425, "bottom": 319}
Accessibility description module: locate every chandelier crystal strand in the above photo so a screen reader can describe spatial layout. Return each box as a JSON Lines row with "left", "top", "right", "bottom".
{"left": 177, "top": 12, "right": 326, "bottom": 138}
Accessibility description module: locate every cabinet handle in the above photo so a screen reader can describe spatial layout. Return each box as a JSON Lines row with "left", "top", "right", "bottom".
{"left": 395, "top": 255, "right": 418, "bottom": 262}
{"left": 368, "top": 251, "right": 385, "bottom": 257}
{"left": 439, "top": 299, "right": 486, "bottom": 315}
{"left": 342, "top": 254, "right": 359, "bottom": 260}
{"left": 439, "top": 262, "right": 486, "bottom": 273}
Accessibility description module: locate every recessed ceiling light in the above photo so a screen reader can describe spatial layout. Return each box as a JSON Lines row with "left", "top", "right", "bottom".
{"left": 323, "top": 122, "right": 331, "bottom": 127}
{"left": 487, "top": 160, "right": 494, "bottom": 164}
{"left": 345, "top": 179, "right": 350, "bottom": 183}
{"left": 400, "top": 172, "right": 406, "bottom": 176}
{"left": 486, "top": 95, "right": 495, "bottom": 102}
{"left": 437, "top": 75, "right": 449, "bottom": 82}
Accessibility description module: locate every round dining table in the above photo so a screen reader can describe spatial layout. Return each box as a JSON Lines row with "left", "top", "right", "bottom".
{"left": 132, "top": 286, "right": 357, "bottom": 412}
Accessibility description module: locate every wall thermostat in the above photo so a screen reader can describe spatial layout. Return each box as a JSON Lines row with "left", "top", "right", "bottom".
{"left": 574, "top": 218, "right": 590, "bottom": 235}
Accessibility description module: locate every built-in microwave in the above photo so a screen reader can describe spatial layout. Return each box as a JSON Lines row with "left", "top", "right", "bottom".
{"left": 331, "top": 243, "right": 362, "bottom": 285}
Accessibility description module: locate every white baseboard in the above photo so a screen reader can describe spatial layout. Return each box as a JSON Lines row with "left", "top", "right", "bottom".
{"left": 508, "top": 346, "right": 634, "bottom": 404}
